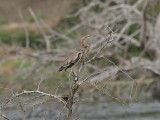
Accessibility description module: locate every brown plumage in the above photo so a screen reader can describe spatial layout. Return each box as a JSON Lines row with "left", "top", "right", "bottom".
{"left": 81, "top": 35, "right": 90, "bottom": 62}
{"left": 58, "top": 35, "right": 92, "bottom": 72}
{"left": 58, "top": 51, "right": 83, "bottom": 72}
{"left": 81, "top": 35, "right": 90, "bottom": 48}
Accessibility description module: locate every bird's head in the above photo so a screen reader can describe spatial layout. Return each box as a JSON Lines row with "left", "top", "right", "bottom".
{"left": 81, "top": 33, "right": 99, "bottom": 48}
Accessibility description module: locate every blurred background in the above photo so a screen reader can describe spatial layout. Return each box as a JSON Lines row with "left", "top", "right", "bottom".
{"left": 0, "top": 0, "right": 160, "bottom": 120}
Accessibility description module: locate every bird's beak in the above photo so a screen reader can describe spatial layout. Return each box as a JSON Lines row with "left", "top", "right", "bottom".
{"left": 87, "top": 32, "right": 99, "bottom": 38}
{"left": 87, "top": 35, "right": 90, "bottom": 38}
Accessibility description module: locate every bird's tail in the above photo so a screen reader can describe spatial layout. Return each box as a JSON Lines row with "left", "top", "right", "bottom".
{"left": 58, "top": 66, "right": 66, "bottom": 72}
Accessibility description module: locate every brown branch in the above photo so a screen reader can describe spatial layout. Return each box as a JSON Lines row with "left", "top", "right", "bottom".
{"left": 0, "top": 111, "right": 11, "bottom": 120}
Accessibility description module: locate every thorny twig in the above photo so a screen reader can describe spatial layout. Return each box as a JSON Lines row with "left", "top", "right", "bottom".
{"left": 1, "top": 0, "right": 160, "bottom": 119}
{"left": 0, "top": 111, "right": 11, "bottom": 120}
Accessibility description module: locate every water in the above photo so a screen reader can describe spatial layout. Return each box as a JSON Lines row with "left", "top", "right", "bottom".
{"left": 0, "top": 91, "right": 160, "bottom": 120}
{"left": 76, "top": 101, "right": 160, "bottom": 120}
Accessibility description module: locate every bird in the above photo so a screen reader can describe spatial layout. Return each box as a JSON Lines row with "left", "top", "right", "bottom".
{"left": 58, "top": 50, "right": 83, "bottom": 72}
{"left": 58, "top": 33, "right": 99, "bottom": 72}
{"left": 58, "top": 36, "right": 90, "bottom": 72}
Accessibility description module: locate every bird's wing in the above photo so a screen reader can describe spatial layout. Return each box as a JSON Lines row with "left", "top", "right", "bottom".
{"left": 62, "top": 57, "right": 72, "bottom": 67}
{"left": 63, "top": 52, "right": 81, "bottom": 66}
{"left": 71, "top": 52, "right": 81, "bottom": 63}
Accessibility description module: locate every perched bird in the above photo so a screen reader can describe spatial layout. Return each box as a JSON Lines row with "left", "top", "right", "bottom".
{"left": 58, "top": 33, "right": 98, "bottom": 72}
{"left": 58, "top": 50, "right": 83, "bottom": 72}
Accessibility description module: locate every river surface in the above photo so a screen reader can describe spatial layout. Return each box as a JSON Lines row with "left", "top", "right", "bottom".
{"left": 0, "top": 91, "right": 160, "bottom": 120}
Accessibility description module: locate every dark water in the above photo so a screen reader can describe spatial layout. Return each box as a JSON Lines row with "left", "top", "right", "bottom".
{"left": 77, "top": 101, "right": 160, "bottom": 120}
{"left": 0, "top": 92, "right": 160, "bottom": 120}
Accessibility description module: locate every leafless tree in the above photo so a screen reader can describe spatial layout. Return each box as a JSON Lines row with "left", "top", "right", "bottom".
{"left": 1, "top": 0, "right": 160, "bottom": 119}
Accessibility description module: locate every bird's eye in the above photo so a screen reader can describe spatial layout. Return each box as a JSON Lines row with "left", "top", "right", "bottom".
{"left": 78, "top": 52, "right": 82, "bottom": 56}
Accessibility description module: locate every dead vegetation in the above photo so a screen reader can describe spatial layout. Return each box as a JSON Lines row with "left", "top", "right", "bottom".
{"left": 0, "top": 0, "right": 160, "bottom": 119}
